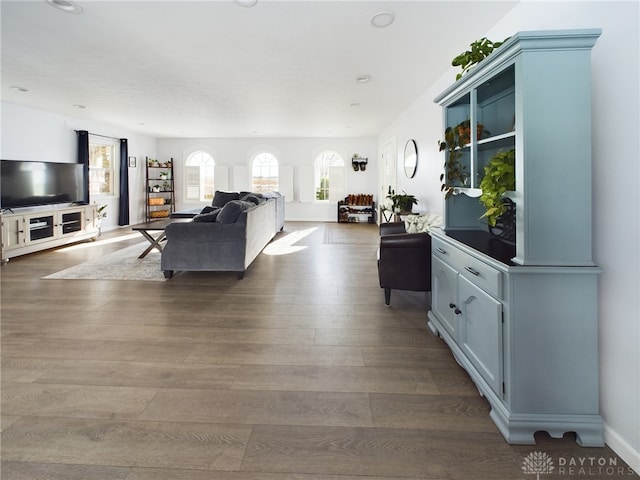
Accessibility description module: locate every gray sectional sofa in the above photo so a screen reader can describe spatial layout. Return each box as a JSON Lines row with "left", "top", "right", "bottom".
{"left": 161, "top": 191, "right": 284, "bottom": 279}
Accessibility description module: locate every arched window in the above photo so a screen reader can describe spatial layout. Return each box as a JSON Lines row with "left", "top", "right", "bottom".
{"left": 251, "top": 152, "right": 278, "bottom": 193}
{"left": 314, "top": 151, "right": 344, "bottom": 201}
{"left": 184, "top": 151, "right": 215, "bottom": 202}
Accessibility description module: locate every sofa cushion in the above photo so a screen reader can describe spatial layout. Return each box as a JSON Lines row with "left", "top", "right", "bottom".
{"left": 170, "top": 208, "right": 201, "bottom": 219}
{"left": 215, "top": 200, "right": 252, "bottom": 224}
{"left": 212, "top": 191, "right": 240, "bottom": 208}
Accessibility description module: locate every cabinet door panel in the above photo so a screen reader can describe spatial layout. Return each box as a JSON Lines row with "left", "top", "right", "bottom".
{"left": 60, "top": 210, "right": 83, "bottom": 235}
{"left": 458, "top": 275, "right": 503, "bottom": 395}
{"left": 25, "top": 214, "right": 56, "bottom": 244}
{"left": 431, "top": 256, "right": 459, "bottom": 338}
{"left": 1, "top": 216, "right": 25, "bottom": 251}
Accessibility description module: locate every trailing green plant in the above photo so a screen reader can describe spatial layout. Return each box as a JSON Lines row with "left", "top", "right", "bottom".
{"left": 438, "top": 124, "right": 468, "bottom": 199}
{"left": 439, "top": 120, "right": 490, "bottom": 198}
{"left": 452, "top": 37, "right": 510, "bottom": 80}
{"left": 479, "top": 149, "right": 516, "bottom": 227}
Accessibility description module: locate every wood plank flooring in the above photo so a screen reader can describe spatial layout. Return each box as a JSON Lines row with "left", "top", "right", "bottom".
{"left": 1, "top": 222, "right": 637, "bottom": 479}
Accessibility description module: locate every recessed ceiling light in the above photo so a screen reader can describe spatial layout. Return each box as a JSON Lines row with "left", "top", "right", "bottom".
{"left": 72, "top": 104, "right": 86, "bottom": 109}
{"left": 11, "top": 86, "right": 29, "bottom": 93}
{"left": 235, "top": 0, "right": 257, "bottom": 7}
{"left": 46, "top": 0, "right": 83, "bottom": 14}
{"left": 356, "top": 75, "right": 371, "bottom": 84}
{"left": 370, "top": 11, "right": 395, "bottom": 28}
{"left": 350, "top": 103, "right": 360, "bottom": 108}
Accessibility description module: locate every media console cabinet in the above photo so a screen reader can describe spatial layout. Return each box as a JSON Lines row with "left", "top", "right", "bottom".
{"left": 1, "top": 204, "right": 99, "bottom": 262}
{"left": 427, "top": 29, "right": 603, "bottom": 446}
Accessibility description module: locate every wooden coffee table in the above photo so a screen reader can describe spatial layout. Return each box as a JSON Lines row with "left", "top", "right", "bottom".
{"left": 132, "top": 218, "right": 190, "bottom": 258}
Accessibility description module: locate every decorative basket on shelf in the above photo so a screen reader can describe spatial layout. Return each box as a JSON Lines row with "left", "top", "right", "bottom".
{"left": 148, "top": 198, "right": 165, "bottom": 206}
{"left": 150, "top": 210, "right": 169, "bottom": 218}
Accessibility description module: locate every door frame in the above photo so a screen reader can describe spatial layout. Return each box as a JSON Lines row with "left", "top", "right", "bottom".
{"left": 379, "top": 137, "right": 397, "bottom": 224}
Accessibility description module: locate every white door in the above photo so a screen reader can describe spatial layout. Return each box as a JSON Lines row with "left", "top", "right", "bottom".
{"left": 379, "top": 138, "right": 397, "bottom": 223}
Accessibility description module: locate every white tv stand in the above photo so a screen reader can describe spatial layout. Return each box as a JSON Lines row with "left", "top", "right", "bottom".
{"left": 1, "top": 204, "right": 99, "bottom": 262}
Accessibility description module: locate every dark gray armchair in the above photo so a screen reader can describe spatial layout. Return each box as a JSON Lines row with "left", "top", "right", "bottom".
{"left": 377, "top": 222, "right": 432, "bottom": 305}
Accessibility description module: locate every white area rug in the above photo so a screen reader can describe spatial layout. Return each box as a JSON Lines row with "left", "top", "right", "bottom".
{"left": 43, "top": 243, "right": 165, "bottom": 281}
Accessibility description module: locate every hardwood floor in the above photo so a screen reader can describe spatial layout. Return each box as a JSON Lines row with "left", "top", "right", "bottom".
{"left": 1, "top": 222, "right": 636, "bottom": 479}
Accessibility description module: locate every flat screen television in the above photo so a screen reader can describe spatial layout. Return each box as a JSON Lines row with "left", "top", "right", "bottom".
{"left": 1, "top": 160, "right": 87, "bottom": 209}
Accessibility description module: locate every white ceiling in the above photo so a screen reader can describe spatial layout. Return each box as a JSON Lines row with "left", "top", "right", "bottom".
{"left": 1, "top": 0, "right": 518, "bottom": 138}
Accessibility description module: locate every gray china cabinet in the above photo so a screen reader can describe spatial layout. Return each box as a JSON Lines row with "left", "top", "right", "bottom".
{"left": 427, "top": 29, "right": 603, "bottom": 446}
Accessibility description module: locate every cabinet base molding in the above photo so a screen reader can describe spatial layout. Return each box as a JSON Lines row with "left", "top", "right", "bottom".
{"left": 428, "top": 315, "right": 604, "bottom": 447}
{"left": 2, "top": 233, "right": 98, "bottom": 262}
{"left": 491, "top": 411, "right": 605, "bottom": 447}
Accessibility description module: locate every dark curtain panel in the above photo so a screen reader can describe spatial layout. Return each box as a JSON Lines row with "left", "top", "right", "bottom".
{"left": 118, "top": 139, "right": 129, "bottom": 226}
{"left": 76, "top": 130, "right": 90, "bottom": 204}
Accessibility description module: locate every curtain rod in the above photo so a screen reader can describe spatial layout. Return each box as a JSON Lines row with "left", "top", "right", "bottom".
{"left": 75, "top": 130, "right": 124, "bottom": 141}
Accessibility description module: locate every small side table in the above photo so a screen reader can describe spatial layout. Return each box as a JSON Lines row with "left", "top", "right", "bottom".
{"left": 380, "top": 208, "right": 394, "bottom": 223}
{"left": 132, "top": 218, "right": 189, "bottom": 258}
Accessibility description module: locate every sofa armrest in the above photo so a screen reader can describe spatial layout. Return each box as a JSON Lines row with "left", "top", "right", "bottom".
{"left": 379, "top": 232, "right": 430, "bottom": 250}
{"left": 378, "top": 232, "right": 432, "bottom": 296}
{"left": 165, "top": 221, "right": 245, "bottom": 243}
{"left": 379, "top": 221, "right": 406, "bottom": 236}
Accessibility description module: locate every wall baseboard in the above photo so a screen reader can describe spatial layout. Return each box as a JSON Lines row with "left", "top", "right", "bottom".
{"left": 605, "top": 423, "right": 640, "bottom": 475}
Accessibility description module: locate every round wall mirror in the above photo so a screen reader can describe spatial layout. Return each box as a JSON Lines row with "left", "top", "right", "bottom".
{"left": 404, "top": 139, "right": 418, "bottom": 178}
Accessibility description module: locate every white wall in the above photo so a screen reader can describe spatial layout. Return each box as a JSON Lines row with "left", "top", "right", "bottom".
{"left": 157, "top": 137, "right": 378, "bottom": 222}
{"left": 1, "top": 102, "right": 157, "bottom": 229}
{"left": 0, "top": 104, "right": 377, "bottom": 224}
{"left": 378, "top": 1, "right": 640, "bottom": 472}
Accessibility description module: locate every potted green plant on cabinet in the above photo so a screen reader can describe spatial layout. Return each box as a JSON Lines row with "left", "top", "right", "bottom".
{"left": 452, "top": 36, "right": 510, "bottom": 80}
{"left": 479, "top": 149, "right": 516, "bottom": 227}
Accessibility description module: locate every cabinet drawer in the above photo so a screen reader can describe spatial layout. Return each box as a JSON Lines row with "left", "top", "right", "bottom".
{"left": 432, "top": 236, "right": 502, "bottom": 299}
{"left": 432, "top": 236, "right": 457, "bottom": 263}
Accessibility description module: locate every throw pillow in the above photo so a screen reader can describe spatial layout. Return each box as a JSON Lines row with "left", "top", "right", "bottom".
{"left": 200, "top": 205, "right": 218, "bottom": 214}
{"left": 240, "top": 194, "right": 263, "bottom": 205}
{"left": 215, "top": 200, "right": 251, "bottom": 224}
{"left": 193, "top": 210, "right": 220, "bottom": 222}
{"left": 212, "top": 191, "right": 240, "bottom": 208}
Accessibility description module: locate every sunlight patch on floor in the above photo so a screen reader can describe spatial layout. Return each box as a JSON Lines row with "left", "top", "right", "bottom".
{"left": 54, "top": 232, "right": 142, "bottom": 252}
{"left": 263, "top": 227, "right": 318, "bottom": 255}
